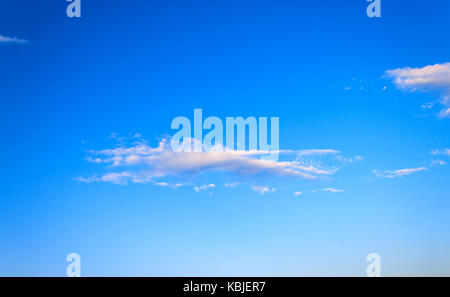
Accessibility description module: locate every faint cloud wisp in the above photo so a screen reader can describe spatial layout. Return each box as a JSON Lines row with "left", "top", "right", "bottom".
{"left": 0, "top": 34, "right": 28, "bottom": 44}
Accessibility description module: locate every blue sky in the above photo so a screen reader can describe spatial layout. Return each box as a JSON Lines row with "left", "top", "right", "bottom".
{"left": 1, "top": 0, "right": 450, "bottom": 276}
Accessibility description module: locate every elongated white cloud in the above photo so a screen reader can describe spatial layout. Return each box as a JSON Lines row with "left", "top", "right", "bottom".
{"left": 323, "top": 188, "right": 345, "bottom": 193}
{"left": 0, "top": 34, "right": 27, "bottom": 44}
{"left": 76, "top": 135, "right": 361, "bottom": 189}
{"left": 78, "top": 137, "right": 346, "bottom": 184}
{"left": 373, "top": 167, "right": 427, "bottom": 178}
{"left": 385, "top": 63, "right": 450, "bottom": 118}
{"left": 295, "top": 149, "right": 339, "bottom": 156}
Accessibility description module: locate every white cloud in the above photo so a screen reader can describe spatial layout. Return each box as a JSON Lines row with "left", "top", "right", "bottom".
{"left": 373, "top": 167, "right": 428, "bottom": 178}
{"left": 74, "top": 172, "right": 133, "bottom": 185}
{"left": 224, "top": 182, "right": 240, "bottom": 188}
{"left": 439, "top": 107, "right": 450, "bottom": 118}
{"left": 432, "top": 148, "right": 450, "bottom": 156}
{"left": 0, "top": 34, "right": 27, "bottom": 44}
{"left": 74, "top": 175, "right": 100, "bottom": 184}
{"left": 385, "top": 62, "right": 450, "bottom": 118}
{"left": 430, "top": 160, "right": 446, "bottom": 167}
{"left": 79, "top": 137, "right": 346, "bottom": 185}
{"left": 336, "top": 155, "right": 364, "bottom": 164}
{"left": 252, "top": 186, "right": 276, "bottom": 195}
{"left": 421, "top": 102, "right": 434, "bottom": 110}
{"left": 295, "top": 149, "right": 339, "bottom": 157}
{"left": 323, "top": 188, "right": 345, "bottom": 193}
{"left": 77, "top": 135, "right": 361, "bottom": 191}
{"left": 293, "top": 191, "right": 303, "bottom": 196}
{"left": 156, "top": 182, "right": 188, "bottom": 189}
{"left": 194, "top": 184, "right": 215, "bottom": 192}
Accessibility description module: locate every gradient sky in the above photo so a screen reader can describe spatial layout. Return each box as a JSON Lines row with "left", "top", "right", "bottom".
{"left": 1, "top": 0, "right": 450, "bottom": 276}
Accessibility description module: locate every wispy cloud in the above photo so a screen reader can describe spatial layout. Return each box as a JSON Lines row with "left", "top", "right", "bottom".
{"left": 373, "top": 167, "right": 428, "bottom": 178}
{"left": 295, "top": 149, "right": 340, "bottom": 157}
{"left": 430, "top": 160, "right": 446, "bottom": 167}
{"left": 155, "top": 182, "right": 188, "bottom": 189}
{"left": 77, "top": 136, "right": 358, "bottom": 186}
{"left": 385, "top": 62, "right": 450, "bottom": 118}
{"left": 0, "top": 34, "right": 28, "bottom": 44}
{"left": 74, "top": 172, "right": 132, "bottom": 185}
{"left": 252, "top": 186, "right": 276, "bottom": 195}
{"left": 421, "top": 102, "right": 434, "bottom": 110}
{"left": 224, "top": 182, "right": 240, "bottom": 188}
{"left": 432, "top": 148, "right": 450, "bottom": 156}
{"left": 323, "top": 188, "right": 345, "bottom": 193}
{"left": 336, "top": 155, "right": 364, "bottom": 164}
{"left": 194, "top": 184, "right": 215, "bottom": 192}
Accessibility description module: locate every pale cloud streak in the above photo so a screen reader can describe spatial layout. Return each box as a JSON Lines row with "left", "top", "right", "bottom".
{"left": 323, "top": 188, "right": 345, "bottom": 193}
{"left": 0, "top": 34, "right": 28, "bottom": 44}
{"left": 432, "top": 148, "right": 450, "bottom": 156}
{"left": 224, "top": 182, "right": 240, "bottom": 188}
{"left": 430, "top": 160, "right": 445, "bottom": 167}
{"left": 252, "top": 186, "right": 276, "bottom": 195}
{"left": 294, "top": 149, "right": 339, "bottom": 157}
{"left": 373, "top": 167, "right": 428, "bottom": 178}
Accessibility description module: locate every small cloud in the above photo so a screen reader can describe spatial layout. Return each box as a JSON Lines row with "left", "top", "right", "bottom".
{"left": 336, "top": 155, "right": 364, "bottom": 164}
{"left": 431, "top": 148, "right": 450, "bottom": 156}
{"left": 373, "top": 167, "right": 428, "bottom": 178}
{"left": 74, "top": 173, "right": 134, "bottom": 185}
{"left": 0, "top": 34, "right": 28, "bottom": 44}
{"left": 194, "top": 184, "right": 215, "bottom": 192}
{"left": 225, "top": 182, "right": 240, "bottom": 188}
{"left": 439, "top": 107, "right": 450, "bottom": 118}
{"left": 155, "top": 182, "right": 189, "bottom": 189}
{"left": 430, "top": 160, "right": 446, "bottom": 167}
{"left": 353, "top": 155, "right": 364, "bottom": 162}
{"left": 296, "top": 149, "right": 340, "bottom": 157}
{"left": 344, "top": 86, "right": 352, "bottom": 91}
{"left": 74, "top": 176, "right": 100, "bottom": 184}
{"left": 252, "top": 186, "right": 276, "bottom": 195}
{"left": 421, "top": 102, "right": 434, "bottom": 110}
{"left": 323, "top": 188, "right": 345, "bottom": 193}
{"left": 293, "top": 191, "right": 303, "bottom": 196}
